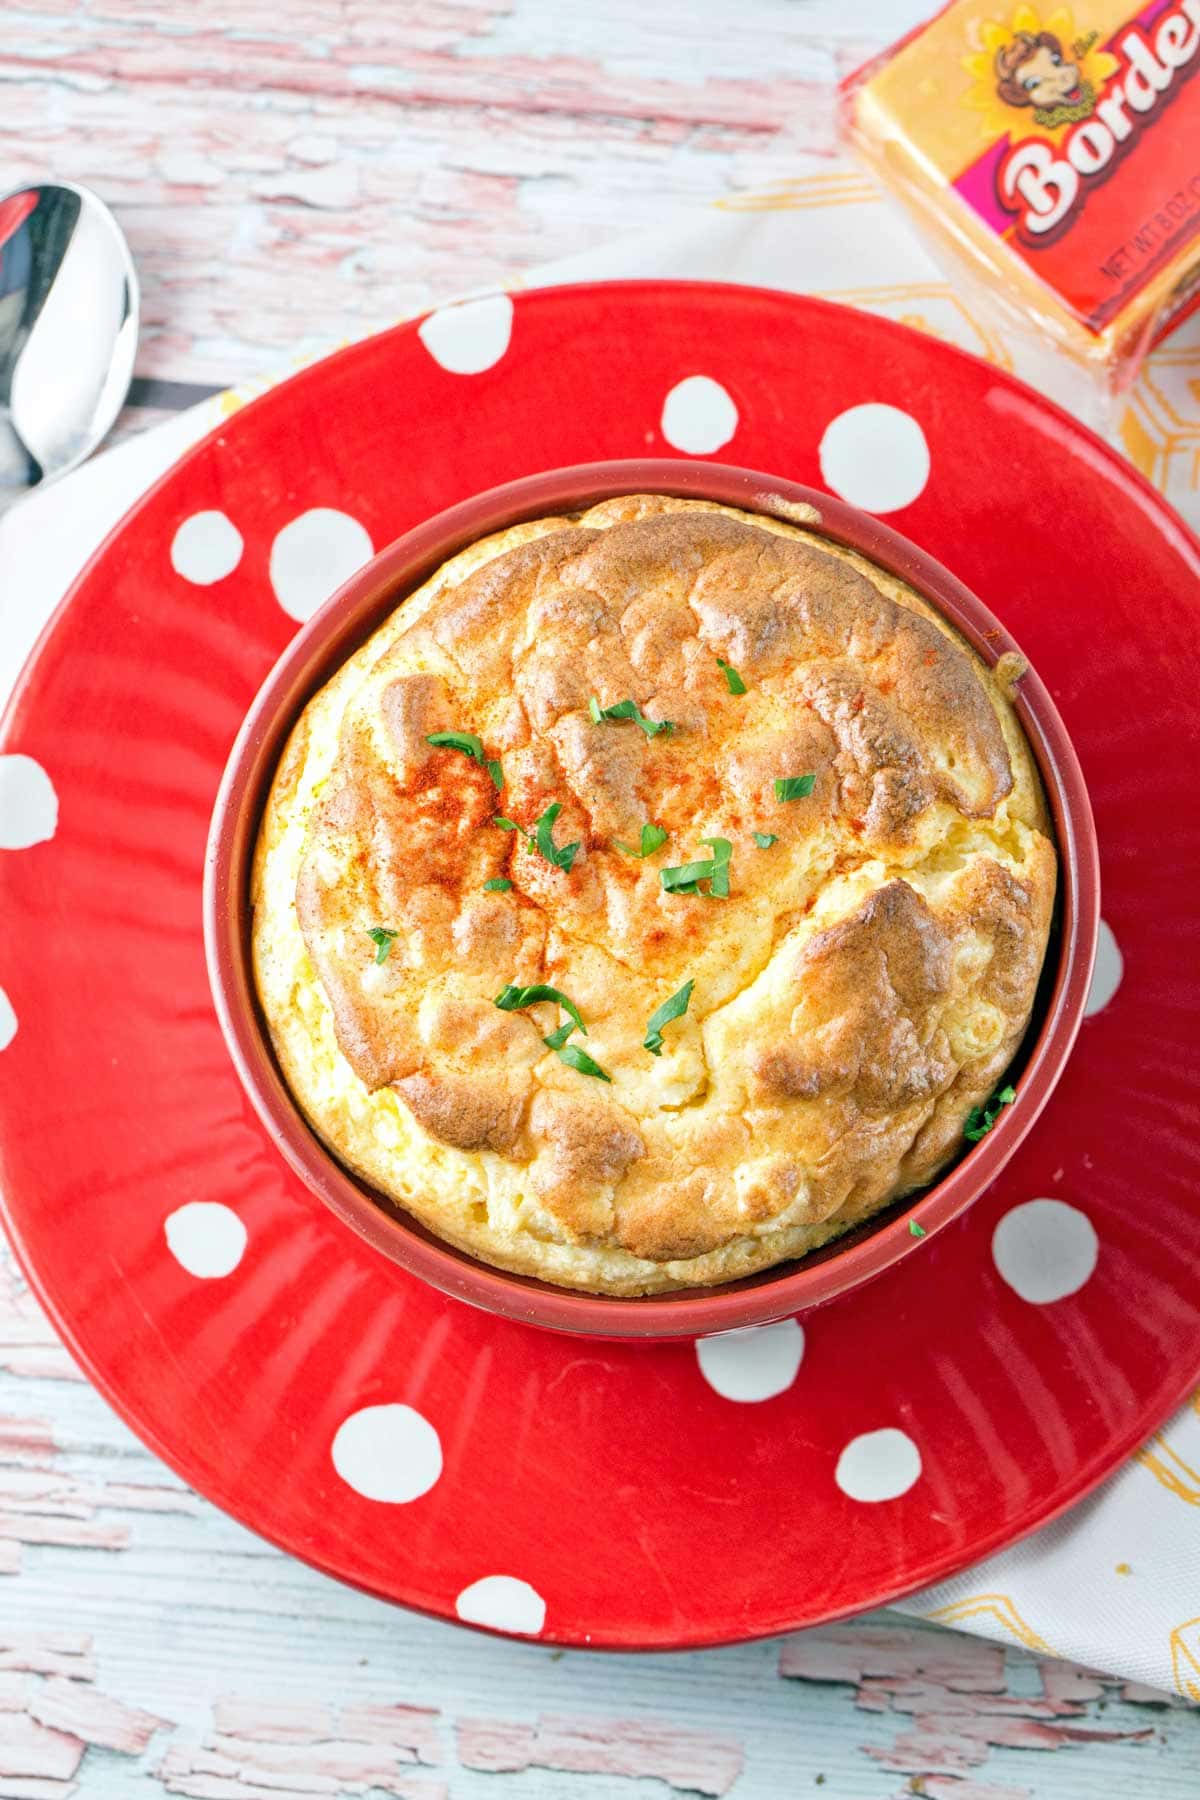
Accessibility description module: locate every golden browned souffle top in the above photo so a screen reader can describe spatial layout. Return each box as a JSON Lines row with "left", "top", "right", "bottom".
{"left": 255, "top": 495, "right": 1056, "bottom": 1294}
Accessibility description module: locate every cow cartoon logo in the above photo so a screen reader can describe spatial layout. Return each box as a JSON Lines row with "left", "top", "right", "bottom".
{"left": 963, "top": 10, "right": 1119, "bottom": 142}
{"left": 994, "top": 29, "right": 1095, "bottom": 125}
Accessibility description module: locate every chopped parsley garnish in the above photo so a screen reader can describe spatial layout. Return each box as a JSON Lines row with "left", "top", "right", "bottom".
{"left": 908, "top": 1219, "right": 927, "bottom": 1239}
{"left": 614, "top": 822, "right": 669, "bottom": 859}
{"left": 494, "top": 802, "right": 579, "bottom": 872}
{"left": 753, "top": 832, "right": 777, "bottom": 849}
{"left": 644, "top": 979, "right": 694, "bottom": 1056}
{"left": 588, "top": 696, "right": 675, "bottom": 738}
{"left": 555, "top": 1042, "right": 612, "bottom": 1082}
{"left": 367, "top": 926, "right": 397, "bottom": 965}
{"left": 494, "top": 984, "right": 586, "bottom": 1036}
{"left": 716, "top": 657, "right": 747, "bottom": 695}
{"left": 775, "top": 773, "right": 815, "bottom": 802}
{"left": 534, "top": 801, "right": 580, "bottom": 872}
{"left": 426, "top": 730, "right": 503, "bottom": 791}
{"left": 661, "top": 837, "right": 731, "bottom": 899}
{"left": 963, "top": 1084, "right": 1017, "bottom": 1143}
{"left": 702, "top": 836, "right": 731, "bottom": 898}
{"left": 494, "top": 981, "right": 607, "bottom": 1078}
{"left": 482, "top": 877, "right": 512, "bottom": 892}
{"left": 661, "top": 858, "right": 712, "bottom": 894}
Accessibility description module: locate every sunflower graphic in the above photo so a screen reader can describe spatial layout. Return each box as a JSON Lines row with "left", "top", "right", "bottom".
{"left": 963, "top": 6, "right": 1119, "bottom": 138}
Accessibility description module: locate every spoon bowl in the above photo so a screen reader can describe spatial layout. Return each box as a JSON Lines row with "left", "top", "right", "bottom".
{"left": 0, "top": 182, "right": 139, "bottom": 489}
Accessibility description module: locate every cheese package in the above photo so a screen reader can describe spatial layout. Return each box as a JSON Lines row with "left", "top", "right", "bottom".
{"left": 841, "top": 1, "right": 1200, "bottom": 399}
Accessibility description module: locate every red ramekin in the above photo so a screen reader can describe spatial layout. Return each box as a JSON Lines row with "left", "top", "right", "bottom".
{"left": 204, "top": 460, "right": 1099, "bottom": 1339}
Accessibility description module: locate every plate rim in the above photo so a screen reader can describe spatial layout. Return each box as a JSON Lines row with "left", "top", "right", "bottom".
{"left": 2, "top": 277, "right": 1198, "bottom": 1649}
{"left": 8, "top": 276, "right": 1200, "bottom": 738}
{"left": 7, "top": 1154, "right": 1199, "bottom": 1652}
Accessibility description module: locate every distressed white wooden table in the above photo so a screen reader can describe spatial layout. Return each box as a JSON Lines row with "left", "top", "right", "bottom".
{"left": 2, "top": 4, "right": 1199, "bottom": 1794}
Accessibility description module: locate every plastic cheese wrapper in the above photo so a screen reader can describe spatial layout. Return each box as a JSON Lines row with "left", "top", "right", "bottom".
{"left": 840, "top": 1, "right": 1200, "bottom": 406}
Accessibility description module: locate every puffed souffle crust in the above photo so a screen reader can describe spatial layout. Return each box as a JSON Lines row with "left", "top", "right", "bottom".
{"left": 252, "top": 494, "right": 1056, "bottom": 1295}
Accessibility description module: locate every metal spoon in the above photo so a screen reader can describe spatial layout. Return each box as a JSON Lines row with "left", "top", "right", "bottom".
{"left": 0, "top": 182, "right": 139, "bottom": 489}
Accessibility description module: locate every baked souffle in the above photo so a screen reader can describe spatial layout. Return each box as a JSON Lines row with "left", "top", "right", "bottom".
{"left": 253, "top": 494, "right": 1056, "bottom": 1295}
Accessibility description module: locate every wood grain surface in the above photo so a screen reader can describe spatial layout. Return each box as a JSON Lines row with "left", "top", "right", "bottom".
{"left": 2, "top": 2, "right": 1199, "bottom": 1794}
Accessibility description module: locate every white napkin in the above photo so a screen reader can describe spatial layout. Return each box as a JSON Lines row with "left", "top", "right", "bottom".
{"left": 3, "top": 161, "right": 1199, "bottom": 1698}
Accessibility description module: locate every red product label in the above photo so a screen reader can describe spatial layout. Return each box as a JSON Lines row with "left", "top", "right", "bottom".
{"left": 952, "top": 0, "right": 1200, "bottom": 329}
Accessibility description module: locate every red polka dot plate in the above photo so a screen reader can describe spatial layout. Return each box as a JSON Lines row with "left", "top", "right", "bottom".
{"left": 1, "top": 282, "right": 1198, "bottom": 1648}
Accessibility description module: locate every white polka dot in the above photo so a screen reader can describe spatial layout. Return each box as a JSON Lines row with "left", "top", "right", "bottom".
{"left": 170, "top": 510, "right": 244, "bottom": 585}
{"left": 331, "top": 1403, "right": 442, "bottom": 1504}
{"left": 660, "top": 375, "right": 738, "bottom": 455}
{"left": 1085, "top": 920, "right": 1122, "bottom": 1017}
{"left": 836, "top": 1428, "right": 922, "bottom": 1503}
{"left": 0, "top": 987, "right": 15, "bottom": 1052}
{"left": 696, "top": 1319, "right": 805, "bottom": 1402}
{"left": 164, "top": 1202, "right": 248, "bottom": 1278}
{"left": 0, "top": 755, "right": 57, "bottom": 850}
{"left": 819, "top": 403, "right": 930, "bottom": 513}
{"left": 418, "top": 292, "right": 514, "bottom": 374}
{"left": 992, "top": 1199, "right": 1098, "bottom": 1304}
{"left": 269, "top": 509, "right": 374, "bottom": 623}
{"left": 456, "top": 1575, "right": 546, "bottom": 1636}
